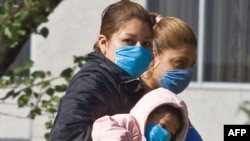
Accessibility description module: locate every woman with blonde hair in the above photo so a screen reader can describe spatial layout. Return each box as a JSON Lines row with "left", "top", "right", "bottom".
{"left": 140, "top": 14, "right": 203, "bottom": 141}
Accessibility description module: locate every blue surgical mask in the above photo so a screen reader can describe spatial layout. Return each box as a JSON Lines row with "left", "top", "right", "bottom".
{"left": 159, "top": 69, "right": 193, "bottom": 94}
{"left": 145, "top": 123, "right": 171, "bottom": 141}
{"left": 115, "top": 46, "right": 152, "bottom": 78}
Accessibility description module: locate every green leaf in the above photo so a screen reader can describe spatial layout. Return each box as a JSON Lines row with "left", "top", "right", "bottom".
{"left": 39, "top": 27, "right": 49, "bottom": 38}
{"left": 46, "top": 108, "right": 57, "bottom": 114}
{"left": 51, "top": 96, "right": 60, "bottom": 105}
{"left": 40, "top": 81, "right": 50, "bottom": 89}
{"left": 46, "top": 88, "right": 54, "bottom": 96}
{"left": 18, "top": 94, "right": 31, "bottom": 107}
{"left": 74, "top": 56, "right": 87, "bottom": 63}
{"left": 0, "top": 79, "right": 8, "bottom": 88}
{"left": 0, "top": 90, "right": 15, "bottom": 100}
{"left": 17, "top": 29, "right": 26, "bottom": 36}
{"left": 9, "top": 41, "right": 18, "bottom": 48}
{"left": 23, "top": 60, "right": 34, "bottom": 68}
{"left": 17, "top": 10, "right": 30, "bottom": 21}
{"left": 74, "top": 56, "right": 88, "bottom": 67}
{"left": 60, "top": 68, "right": 73, "bottom": 80}
{"left": 45, "top": 121, "right": 53, "bottom": 129}
{"left": 12, "top": 21, "right": 21, "bottom": 27}
{"left": 13, "top": 60, "right": 33, "bottom": 75}
{"left": 44, "top": 132, "right": 50, "bottom": 141}
{"left": 32, "top": 71, "right": 46, "bottom": 79}
{"left": 3, "top": 2, "right": 11, "bottom": 13}
{"left": 13, "top": 66, "right": 25, "bottom": 75}
{"left": 24, "top": 78, "right": 34, "bottom": 86}
{"left": 4, "top": 27, "right": 12, "bottom": 38}
{"left": 0, "top": 2, "right": 9, "bottom": 18}
{"left": 28, "top": 107, "right": 42, "bottom": 119}
{"left": 24, "top": 88, "right": 32, "bottom": 95}
{"left": 42, "top": 100, "right": 50, "bottom": 108}
{"left": 54, "top": 84, "right": 67, "bottom": 92}
{"left": 33, "top": 92, "right": 39, "bottom": 98}
{"left": 34, "top": 15, "right": 48, "bottom": 25}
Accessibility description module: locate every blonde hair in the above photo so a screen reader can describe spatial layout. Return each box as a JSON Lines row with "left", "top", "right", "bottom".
{"left": 152, "top": 15, "right": 197, "bottom": 55}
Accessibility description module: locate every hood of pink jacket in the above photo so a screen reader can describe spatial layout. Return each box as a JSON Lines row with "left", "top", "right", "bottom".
{"left": 130, "top": 87, "right": 189, "bottom": 141}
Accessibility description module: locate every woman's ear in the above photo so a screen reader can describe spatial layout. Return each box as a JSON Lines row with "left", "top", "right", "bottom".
{"left": 98, "top": 34, "right": 108, "bottom": 54}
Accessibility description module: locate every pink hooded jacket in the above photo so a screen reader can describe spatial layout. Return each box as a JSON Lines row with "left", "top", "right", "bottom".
{"left": 92, "top": 88, "right": 189, "bottom": 141}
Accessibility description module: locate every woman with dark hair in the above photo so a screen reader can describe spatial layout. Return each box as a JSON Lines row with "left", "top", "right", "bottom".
{"left": 49, "top": 1, "right": 154, "bottom": 140}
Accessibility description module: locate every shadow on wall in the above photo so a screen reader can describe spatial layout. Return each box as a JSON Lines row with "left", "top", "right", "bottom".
{"left": 0, "top": 139, "right": 29, "bottom": 141}
{"left": 146, "top": 0, "right": 158, "bottom": 12}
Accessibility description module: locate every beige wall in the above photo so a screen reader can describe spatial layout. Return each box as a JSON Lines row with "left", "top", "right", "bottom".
{"left": 0, "top": 0, "right": 249, "bottom": 141}
{"left": 180, "top": 88, "right": 249, "bottom": 141}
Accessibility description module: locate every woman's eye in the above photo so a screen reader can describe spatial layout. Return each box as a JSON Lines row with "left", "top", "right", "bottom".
{"left": 173, "top": 61, "right": 186, "bottom": 69}
{"left": 124, "top": 39, "right": 135, "bottom": 45}
{"left": 143, "top": 42, "right": 152, "bottom": 50}
{"left": 159, "top": 124, "right": 166, "bottom": 130}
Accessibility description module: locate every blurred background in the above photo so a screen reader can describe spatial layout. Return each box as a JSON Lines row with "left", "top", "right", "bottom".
{"left": 0, "top": 0, "right": 250, "bottom": 141}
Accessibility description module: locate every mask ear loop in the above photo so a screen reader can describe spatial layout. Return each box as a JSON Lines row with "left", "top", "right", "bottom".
{"left": 141, "top": 63, "right": 153, "bottom": 79}
{"left": 141, "top": 47, "right": 162, "bottom": 79}
{"left": 141, "top": 58, "right": 161, "bottom": 79}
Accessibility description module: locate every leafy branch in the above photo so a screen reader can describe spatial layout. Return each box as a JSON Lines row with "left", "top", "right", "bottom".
{"left": 238, "top": 100, "right": 250, "bottom": 124}
{"left": 0, "top": 55, "right": 88, "bottom": 141}
{"left": 0, "top": 0, "right": 63, "bottom": 76}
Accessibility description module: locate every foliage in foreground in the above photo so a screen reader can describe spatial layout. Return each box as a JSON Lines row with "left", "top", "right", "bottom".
{"left": 239, "top": 100, "right": 250, "bottom": 124}
{"left": 0, "top": 55, "right": 87, "bottom": 140}
{"left": 0, "top": 0, "right": 62, "bottom": 76}
{"left": 1, "top": 1, "right": 250, "bottom": 141}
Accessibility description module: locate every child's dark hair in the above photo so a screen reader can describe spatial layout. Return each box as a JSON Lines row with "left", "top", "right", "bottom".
{"left": 93, "top": 0, "right": 154, "bottom": 52}
{"left": 147, "top": 104, "right": 185, "bottom": 140}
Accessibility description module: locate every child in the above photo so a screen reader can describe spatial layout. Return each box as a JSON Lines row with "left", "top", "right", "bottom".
{"left": 49, "top": 0, "right": 154, "bottom": 140}
{"left": 92, "top": 87, "right": 189, "bottom": 141}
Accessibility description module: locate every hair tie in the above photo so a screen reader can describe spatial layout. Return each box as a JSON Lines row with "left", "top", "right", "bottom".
{"left": 155, "top": 15, "right": 163, "bottom": 24}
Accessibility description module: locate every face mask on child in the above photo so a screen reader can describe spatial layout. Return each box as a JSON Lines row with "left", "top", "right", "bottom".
{"left": 115, "top": 46, "right": 152, "bottom": 78}
{"left": 158, "top": 69, "right": 193, "bottom": 94}
{"left": 145, "top": 123, "right": 171, "bottom": 141}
